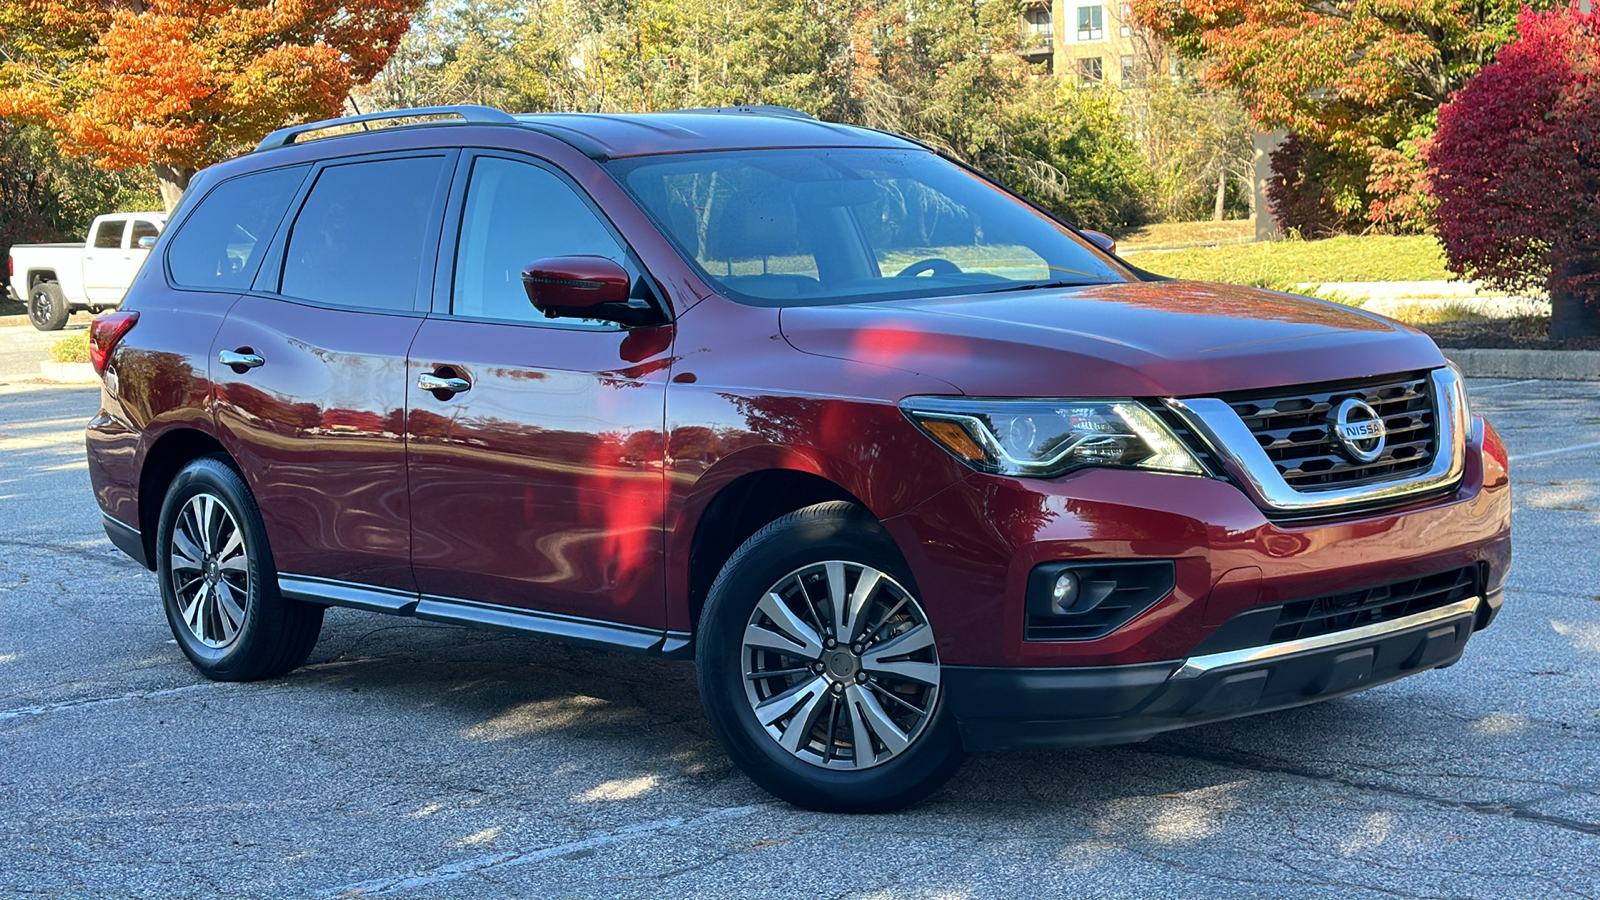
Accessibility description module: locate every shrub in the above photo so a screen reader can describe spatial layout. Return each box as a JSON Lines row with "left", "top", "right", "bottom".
{"left": 1266, "top": 134, "right": 1370, "bottom": 238}
{"left": 1367, "top": 124, "right": 1438, "bottom": 235}
{"left": 1428, "top": 6, "right": 1600, "bottom": 338}
{"left": 50, "top": 329, "right": 90, "bottom": 364}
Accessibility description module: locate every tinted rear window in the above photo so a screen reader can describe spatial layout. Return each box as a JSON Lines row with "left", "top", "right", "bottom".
{"left": 280, "top": 156, "right": 445, "bottom": 312}
{"left": 166, "top": 166, "right": 307, "bottom": 290}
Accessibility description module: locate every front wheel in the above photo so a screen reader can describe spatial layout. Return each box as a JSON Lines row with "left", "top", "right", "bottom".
{"left": 697, "top": 501, "right": 963, "bottom": 812}
{"left": 28, "top": 282, "right": 69, "bottom": 331}
{"left": 156, "top": 457, "right": 323, "bottom": 681}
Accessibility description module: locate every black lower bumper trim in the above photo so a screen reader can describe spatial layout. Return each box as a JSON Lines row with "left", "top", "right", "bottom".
{"left": 944, "top": 599, "right": 1485, "bottom": 752}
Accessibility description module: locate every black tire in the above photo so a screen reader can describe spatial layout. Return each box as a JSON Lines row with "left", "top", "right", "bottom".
{"left": 155, "top": 457, "right": 323, "bottom": 681}
{"left": 28, "top": 282, "right": 69, "bottom": 331}
{"left": 696, "top": 501, "right": 964, "bottom": 813}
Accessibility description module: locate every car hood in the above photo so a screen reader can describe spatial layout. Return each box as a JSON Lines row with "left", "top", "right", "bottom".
{"left": 778, "top": 280, "right": 1446, "bottom": 397}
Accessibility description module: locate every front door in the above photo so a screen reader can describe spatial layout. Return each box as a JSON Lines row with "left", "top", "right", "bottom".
{"left": 406, "top": 153, "right": 673, "bottom": 631}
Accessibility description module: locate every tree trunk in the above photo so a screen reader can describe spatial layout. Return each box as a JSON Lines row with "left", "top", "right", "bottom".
{"left": 1549, "top": 256, "right": 1600, "bottom": 338}
{"left": 154, "top": 162, "right": 194, "bottom": 214}
{"left": 1549, "top": 288, "right": 1600, "bottom": 339}
{"left": 1213, "top": 166, "right": 1227, "bottom": 221}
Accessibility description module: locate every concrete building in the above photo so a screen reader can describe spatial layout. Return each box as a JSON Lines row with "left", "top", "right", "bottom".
{"left": 1018, "top": 0, "right": 1170, "bottom": 88}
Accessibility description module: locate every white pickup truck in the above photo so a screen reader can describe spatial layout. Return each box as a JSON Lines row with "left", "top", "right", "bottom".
{"left": 8, "top": 212, "right": 167, "bottom": 330}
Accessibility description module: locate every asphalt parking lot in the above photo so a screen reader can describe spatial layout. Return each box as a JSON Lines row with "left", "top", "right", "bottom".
{"left": 2, "top": 326, "right": 1597, "bottom": 897}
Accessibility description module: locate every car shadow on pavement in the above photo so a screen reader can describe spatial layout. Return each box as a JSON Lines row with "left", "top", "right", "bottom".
{"left": 272, "top": 609, "right": 1439, "bottom": 821}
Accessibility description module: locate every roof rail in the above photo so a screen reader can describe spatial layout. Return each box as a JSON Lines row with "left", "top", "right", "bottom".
{"left": 255, "top": 105, "right": 518, "bottom": 152}
{"left": 665, "top": 105, "right": 817, "bottom": 121}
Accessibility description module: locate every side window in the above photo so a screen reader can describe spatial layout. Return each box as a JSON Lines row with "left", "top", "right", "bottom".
{"left": 93, "top": 220, "right": 125, "bottom": 249}
{"left": 280, "top": 156, "right": 445, "bottom": 312}
{"left": 130, "top": 220, "right": 161, "bottom": 250}
{"left": 453, "top": 156, "right": 629, "bottom": 322}
{"left": 167, "top": 166, "right": 307, "bottom": 290}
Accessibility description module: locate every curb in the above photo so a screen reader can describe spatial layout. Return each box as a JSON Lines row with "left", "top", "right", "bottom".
{"left": 38, "top": 361, "right": 98, "bottom": 384}
{"left": 0, "top": 313, "right": 94, "bottom": 329}
{"left": 1444, "top": 349, "right": 1600, "bottom": 381}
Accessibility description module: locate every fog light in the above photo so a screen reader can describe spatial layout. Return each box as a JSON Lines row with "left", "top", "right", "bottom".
{"left": 1025, "top": 560, "right": 1177, "bottom": 641}
{"left": 1050, "top": 571, "right": 1079, "bottom": 613}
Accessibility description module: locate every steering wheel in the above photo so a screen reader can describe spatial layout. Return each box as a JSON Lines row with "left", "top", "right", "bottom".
{"left": 895, "top": 258, "right": 962, "bottom": 278}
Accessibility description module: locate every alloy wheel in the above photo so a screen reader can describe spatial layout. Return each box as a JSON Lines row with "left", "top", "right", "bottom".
{"left": 29, "top": 290, "right": 52, "bottom": 328}
{"left": 741, "top": 560, "right": 941, "bottom": 770}
{"left": 168, "top": 493, "right": 251, "bottom": 649}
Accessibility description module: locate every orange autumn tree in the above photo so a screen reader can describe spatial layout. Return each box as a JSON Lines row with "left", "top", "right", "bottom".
{"left": 0, "top": 0, "right": 422, "bottom": 210}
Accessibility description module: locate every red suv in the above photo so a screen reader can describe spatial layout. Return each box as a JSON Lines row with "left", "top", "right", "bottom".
{"left": 85, "top": 105, "right": 1511, "bottom": 812}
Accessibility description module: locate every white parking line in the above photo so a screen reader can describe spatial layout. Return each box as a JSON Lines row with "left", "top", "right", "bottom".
{"left": 1510, "top": 440, "right": 1600, "bottom": 462}
{"left": 322, "top": 805, "right": 762, "bottom": 897}
{"left": 0, "top": 682, "right": 227, "bottom": 722}
{"left": 1468, "top": 379, "right": 1541, "bottom": 392}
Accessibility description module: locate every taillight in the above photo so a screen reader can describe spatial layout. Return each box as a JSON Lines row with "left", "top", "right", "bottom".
{"left": 90, "top": 311, "right": 139, "bottom": 375}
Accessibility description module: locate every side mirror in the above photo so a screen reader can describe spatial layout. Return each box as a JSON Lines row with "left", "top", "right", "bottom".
{"left": 1081, "top": 230, "right": 1116, "bottom": 255}
{"left": 522, "top": 255, "right": 652, "bottom": 325}
{"left": 136, "top": 236, "right": 157, "bottom": 250}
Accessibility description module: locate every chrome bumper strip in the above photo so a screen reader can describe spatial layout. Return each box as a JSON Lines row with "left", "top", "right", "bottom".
{"left": 1171, "top": 595, "right": 1481, "bottom": 680}
{"left": 1166, "top": 366, "right": 1468, "bottom": 515}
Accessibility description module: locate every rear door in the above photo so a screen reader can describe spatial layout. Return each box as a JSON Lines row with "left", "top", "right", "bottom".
{"left": 405, "top": 151, "right": 674, "bottom": 635}
{"left": 211, "top": 151, "right": 456, "bottom": 600}
{"left": 83, "top": 217, "right": 129, "bottom": 303}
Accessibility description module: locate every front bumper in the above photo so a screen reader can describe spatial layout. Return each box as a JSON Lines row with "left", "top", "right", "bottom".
{"left": 943, "top": 590, "right": 1500, "bottom": 751}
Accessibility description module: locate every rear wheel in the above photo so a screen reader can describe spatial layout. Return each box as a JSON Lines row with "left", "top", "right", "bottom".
{"left": 697, "top": 501, "right": 963, "bottom": 812}
{"left": 156, "top": 457, "right": 323, "bottom": 681}
{"left": 28, "top": 282, "right": 68, "bottom": 331}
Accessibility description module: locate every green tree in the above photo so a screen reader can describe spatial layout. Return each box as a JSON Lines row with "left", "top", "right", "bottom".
{"left": 1131, "top": 0, "right": 1546, "bottom": 230}
{"left": 0, "top": 120, "right": 159, "bottom": 283}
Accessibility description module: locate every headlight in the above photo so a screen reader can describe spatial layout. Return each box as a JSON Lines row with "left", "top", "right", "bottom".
{"left": 899, "top": 397, "right": 1206, "bottom": 478}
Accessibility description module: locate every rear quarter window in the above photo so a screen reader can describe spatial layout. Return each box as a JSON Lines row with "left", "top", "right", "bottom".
{"left": 166, "top": 166, "right": 309, "bottom": 290}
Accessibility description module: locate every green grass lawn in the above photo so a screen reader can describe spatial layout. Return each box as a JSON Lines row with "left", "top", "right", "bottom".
{"left": 1122, "top": 235, "right": 1457, "bottom": 287}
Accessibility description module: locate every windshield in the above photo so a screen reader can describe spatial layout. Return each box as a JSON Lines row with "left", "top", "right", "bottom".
{"left": 607, "top": 148, "right": 1130, "bottom": 306}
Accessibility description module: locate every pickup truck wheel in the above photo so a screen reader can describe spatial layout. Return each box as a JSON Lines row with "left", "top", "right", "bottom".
{"left": 696, "top": 501, "right": 963, "bottom": 813}
{"left": 28, "top": 282, "right": 69, "bottom": 331}
{"left": 156, "top": 457, "right": 324, "bottom": 681}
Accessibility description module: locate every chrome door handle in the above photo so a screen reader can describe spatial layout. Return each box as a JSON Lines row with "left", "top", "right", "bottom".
{"left": 418, "top": 373, "right": 471, "bottom": 395}
{"left": 218, "top": 349, "right": 265, "bottom": 370}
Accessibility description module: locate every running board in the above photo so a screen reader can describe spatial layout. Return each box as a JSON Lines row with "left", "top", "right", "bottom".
{"left": 277, "top": 574, "right": 692, "bottom": 658}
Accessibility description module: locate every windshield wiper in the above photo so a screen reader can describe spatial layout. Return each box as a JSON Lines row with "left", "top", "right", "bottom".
{"left": 980, "top": 279, "right": 1110, "bottom": 294}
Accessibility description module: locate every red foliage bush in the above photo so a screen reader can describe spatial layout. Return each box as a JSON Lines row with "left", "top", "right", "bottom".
{"left": 1366, "top": 132, "right": 1436, "bottom": 235}
{"left": 1266, "top": 133, "right": 1370, "bottom": 238}
{"left": 1428, "top": 6, "right": 1600, "bottom": 337}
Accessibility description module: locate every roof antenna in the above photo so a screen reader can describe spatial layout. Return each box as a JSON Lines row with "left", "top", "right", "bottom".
{"left": 346, "top": 94, "right": 372, "bottom": 131}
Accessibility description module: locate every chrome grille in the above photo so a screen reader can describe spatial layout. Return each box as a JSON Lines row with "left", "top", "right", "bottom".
{"left": 1219, "top": 372, "right": 1436, "bottom": 491}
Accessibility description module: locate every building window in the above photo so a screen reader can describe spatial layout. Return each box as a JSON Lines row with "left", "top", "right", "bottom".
{"left": 1025, "top": 7, "right": 1053, "bottom": 50}
{"left": 1120, "top": 54, "right": 1136, "bottom": 86}
{"left": 1076, "top": 5, "right": 1104, "bottom": 41}
{"left": 1119, "top": 2, "right": 1132, "bottom": 36}
{"left": 1078, "top": 56, "right": 1103, "bottom": 86}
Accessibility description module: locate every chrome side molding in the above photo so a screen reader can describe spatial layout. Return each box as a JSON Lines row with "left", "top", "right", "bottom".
{"left": 1167, "top": 366, "right": 1468, "bottom": 515}
{"left": 277, "top": 573, "right": 694, "bottom": 658}
{"left": 1172, "top": 595, "right": 1480, "bottom": 680}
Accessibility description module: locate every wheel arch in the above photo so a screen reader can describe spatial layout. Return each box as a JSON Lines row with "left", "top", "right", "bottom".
{"left": 681, "top": 467, "right": 868, "bottom": 633}
{"left": 137, "top": 428, "right": 234, "bottom": 568}
{"left": 26, "top": 269, "right": 59, "bottom": 289}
